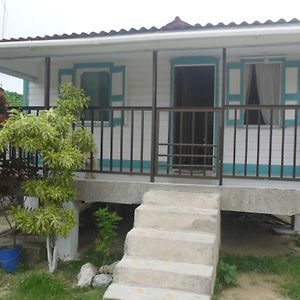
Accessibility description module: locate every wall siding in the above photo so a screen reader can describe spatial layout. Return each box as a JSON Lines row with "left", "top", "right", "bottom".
{"left": 27, "top": 52, "right": 300, "bottom": 174}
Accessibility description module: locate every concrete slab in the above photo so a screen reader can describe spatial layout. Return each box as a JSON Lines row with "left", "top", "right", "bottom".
{"left": 75, "top": 176, "right": 300, "bottom": 215}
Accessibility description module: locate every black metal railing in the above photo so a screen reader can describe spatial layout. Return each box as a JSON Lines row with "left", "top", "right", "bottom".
{"left": 223, "top": 105, "right": 300, "bottom": 180}
{"left": 4, "top": 104, "right": 300, "bottom": 183}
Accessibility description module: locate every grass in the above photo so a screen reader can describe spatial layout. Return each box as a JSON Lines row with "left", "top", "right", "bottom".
{"left": 214, "top": 251, "right": 300, "bottom": 299}
{"left": 0, "top": 248, "right": 123, "bottom": 300}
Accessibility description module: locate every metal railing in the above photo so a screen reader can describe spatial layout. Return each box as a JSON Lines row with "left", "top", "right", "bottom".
{"left": 223, "top": 105, "right": 300, "bottom": 181}
{"left": 3, "top": 104, "right": 300, "bottom": 183}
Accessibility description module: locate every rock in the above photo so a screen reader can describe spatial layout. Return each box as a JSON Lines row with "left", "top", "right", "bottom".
{"left": 92, "top": 274, "right": 112, "bottom": 288}
{"left": 77, "top": 263, "right": 97, "bottom": 287}
{"left": 98, "top": 260, "right": 120, "bottom": 274}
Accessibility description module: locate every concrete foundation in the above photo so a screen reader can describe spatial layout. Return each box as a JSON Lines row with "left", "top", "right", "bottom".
{"left": 75, "top": 177, "right": 300, "bottom": 216}
{"left": 294, "top": 215, "right": 300, "bottom": 233}
{"left": 57, "top": 201, "right": 79, "bottom": 261}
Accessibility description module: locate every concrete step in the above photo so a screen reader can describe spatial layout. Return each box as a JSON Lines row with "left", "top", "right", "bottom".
{"left": 143, "top": 190, "right": 219, "bottom": 210}
{"left": 104, "top": 283, "right": 210, "bottom": 300}
{"left": 135, "top": 204, "right": 219, "bottom": 233}
{"left": 114, "top": 256, "right": 213, "bottom": 295}
{"left": 125, "top": 227, "right": 217, "bottom": 265}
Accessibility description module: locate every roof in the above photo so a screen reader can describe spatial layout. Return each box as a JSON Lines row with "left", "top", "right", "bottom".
{"left": 1, "top": 16, "right": 300, "bottom": 43}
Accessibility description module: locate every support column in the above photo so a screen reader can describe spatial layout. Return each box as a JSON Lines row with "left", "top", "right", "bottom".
{"left": 219, "top": 48, "right": 226, "bottom": 186}
{"left": 57, "top": 201, "right": 79, "bottom": 261}
{"left": 44, "top": 57, "right": 51, "bottom": 109}
{"left": 293, "top": 215, "right": 300, "bottom": 233}
{"left": 150, "top": 51, "right": 158, "bottom": 182}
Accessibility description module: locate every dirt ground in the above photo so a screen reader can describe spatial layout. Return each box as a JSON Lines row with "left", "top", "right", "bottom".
{"left": 221, "top": 211, "right": 296, "bottom": 256}
{"left": 219, "top": 212, "right": 296, "bottom": 300}
{"left": 219, "top": 273, "right": 291, "bottom": 300}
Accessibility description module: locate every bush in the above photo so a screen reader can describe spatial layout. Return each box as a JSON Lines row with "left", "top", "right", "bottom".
{"left": 94, "top": 207, "right": 122, "bottom": 265}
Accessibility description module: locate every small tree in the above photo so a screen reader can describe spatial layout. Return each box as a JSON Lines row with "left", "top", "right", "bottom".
{"left": 94, "top": 207, "right": 122, "bottom": 265}
{"left": 0, "top": 83, "right": 94, "bottom": 272}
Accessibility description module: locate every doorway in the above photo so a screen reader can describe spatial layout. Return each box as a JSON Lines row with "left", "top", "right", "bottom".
{"left": 173, "top": 65, "right": 215, "bottom": 170}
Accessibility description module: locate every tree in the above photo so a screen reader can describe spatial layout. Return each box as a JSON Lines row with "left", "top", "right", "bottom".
{"left": 0, "top": 83, "right": 94, "bottom": 272}
{"left": 4, "top": 91, "right": 23, "bottom": 106}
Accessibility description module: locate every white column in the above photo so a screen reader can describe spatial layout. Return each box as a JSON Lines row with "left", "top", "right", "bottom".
{"left": 24, "top": 196, "right": 39, "bottom": 209}
{"left": 56, "top": 201, "right": 80, "bottom": 261}
{"left": 294, "top": 215, "right": 300, "bottom": 234}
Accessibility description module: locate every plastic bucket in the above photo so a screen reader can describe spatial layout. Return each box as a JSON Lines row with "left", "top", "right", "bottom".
{"left": 0, "top": 245, "right": 22, "bottom": 272}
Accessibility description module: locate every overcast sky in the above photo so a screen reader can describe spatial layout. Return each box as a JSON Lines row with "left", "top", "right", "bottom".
{"left": 1, "top": 0, "right": 300, "bottom": 93}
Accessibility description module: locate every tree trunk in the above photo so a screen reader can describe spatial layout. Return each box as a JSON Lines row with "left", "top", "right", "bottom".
{"left": 46, "top": 236, "right": 58, "bottom": 273}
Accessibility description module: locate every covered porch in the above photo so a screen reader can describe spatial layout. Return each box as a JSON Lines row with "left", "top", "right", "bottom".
{"left": 1, "top": 19, "right": 300, "bottom": 185}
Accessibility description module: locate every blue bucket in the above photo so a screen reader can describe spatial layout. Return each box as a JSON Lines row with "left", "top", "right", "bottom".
{"left": 0, "top": 245, "right": 22, "bottom": 272}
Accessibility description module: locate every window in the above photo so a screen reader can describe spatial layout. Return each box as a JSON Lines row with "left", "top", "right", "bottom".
{"left": 244, "top": 63, "right": 281, "bottom": 125}
{"left": 80, "top": 71, "right": 110, "bottom": 121}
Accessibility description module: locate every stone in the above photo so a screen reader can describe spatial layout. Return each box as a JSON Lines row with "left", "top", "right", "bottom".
{"left": 77, "top": 263, "right": 97, "bottom": 287}
{"left": 98, "top": 260, "right": 120, "bottom": 274}
{"left": 92, "top": 274, "right": 112, "bottom": 288}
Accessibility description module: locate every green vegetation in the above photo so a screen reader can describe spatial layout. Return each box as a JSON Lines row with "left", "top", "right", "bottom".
{"left": 214, "top": 251, "right": 300, "bottom": 299}
{"left": 94, "top": 207, "right": 122, "bottom": 265}
{"left": 0, "top": 83, "right": 94, "bottom": 272}
{"left": 0, "top": 247, "right": 121, "bottom": 300}
{"left": 4, "top": 91, "right": 23, "bottom": 106}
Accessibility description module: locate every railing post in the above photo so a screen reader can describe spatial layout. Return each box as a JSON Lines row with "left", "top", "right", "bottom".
{"left": 44, "top": 57, "right": 51, "bottom": 109}
{"left": 150, "top": 51, "right": 158, "bottom": 182}
{"left": 219, "top": 48, "right": 226, "bottom": 185}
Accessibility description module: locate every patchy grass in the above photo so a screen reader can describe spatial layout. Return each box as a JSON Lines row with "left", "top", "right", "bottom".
{"left": 214, "top": 251, "right": 300, "bottom": 299}
{"left": 0, "top": 248, "right": 122, "bottom": 300}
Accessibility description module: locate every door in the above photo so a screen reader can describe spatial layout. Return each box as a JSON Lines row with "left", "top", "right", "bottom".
{"left": 173, "top": 65, "right": 215, "bottom": 170}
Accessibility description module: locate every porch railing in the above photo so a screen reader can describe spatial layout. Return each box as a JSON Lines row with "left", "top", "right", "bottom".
{"left": 223, "top": 104, "right": 300, "bottom": 181}
{"left": 4, "top": 104, "right": 300, "bottom": 183}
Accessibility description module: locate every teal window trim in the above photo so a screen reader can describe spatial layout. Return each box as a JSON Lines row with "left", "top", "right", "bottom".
{"left": 226, "top": 57, "right": 286, "bottom": 127}
{"left": 58, "top": 69, "right": 74, "bottom": 94}
{"left": 169, "top": 56, "right": 220, "bottom": 173}
{"left": 73, "top": 62, "right": 114, "bottom": 70}
{"left": 110, "top": 65, "right": 126, "bottom": 102}
{"left": 22, "top": 80, "right": 29, "bottom": 106}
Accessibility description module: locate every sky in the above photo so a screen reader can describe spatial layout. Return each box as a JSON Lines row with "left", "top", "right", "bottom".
{"left": 1, "top": 0, "right": 300, "bottom": 93}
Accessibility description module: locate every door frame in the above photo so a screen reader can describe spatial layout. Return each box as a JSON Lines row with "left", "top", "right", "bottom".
{"left": 168, "top": 56, "right": 220, "bottom": 173}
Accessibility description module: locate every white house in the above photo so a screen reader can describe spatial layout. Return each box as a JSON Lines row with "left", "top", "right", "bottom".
{"left": 3, "top": 16, "right": 300, "bottom": 299}
{"left": 2, "top": 15, "right": 300, "bottom": 277}
{"left": 1, "top": 17, "right": 300, "bottom": 182}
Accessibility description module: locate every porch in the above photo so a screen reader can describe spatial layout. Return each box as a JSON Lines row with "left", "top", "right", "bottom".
{"left": 16, "top": 103, "right": 300, "bottom": 185}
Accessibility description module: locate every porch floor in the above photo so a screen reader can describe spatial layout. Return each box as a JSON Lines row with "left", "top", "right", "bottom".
{"left": 76, "top": 172, "right": 300, "bottom": 190}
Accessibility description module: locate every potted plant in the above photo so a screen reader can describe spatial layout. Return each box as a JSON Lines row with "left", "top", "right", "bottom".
{"left": 0, "top": 156, "right": 38, "bottom": 272}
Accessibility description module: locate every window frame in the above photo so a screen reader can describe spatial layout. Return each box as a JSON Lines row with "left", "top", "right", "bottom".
{"left": 75, "top": 67, "right": 111, "bottom": 126}
{"left": 242, "top": 60, "right": 283, "bottom": 128}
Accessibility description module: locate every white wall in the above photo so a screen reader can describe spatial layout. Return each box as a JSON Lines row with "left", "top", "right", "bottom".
{"left": 27, "top": 50, "right": 300, "bottom": 175}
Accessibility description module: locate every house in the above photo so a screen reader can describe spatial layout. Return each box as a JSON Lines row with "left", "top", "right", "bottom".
{"left": 1, "top": 17, "right": 300, "bottom": 297}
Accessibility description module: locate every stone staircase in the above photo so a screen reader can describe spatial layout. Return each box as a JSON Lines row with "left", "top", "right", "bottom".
{"left": 104, "top": 190, "right": 220, "bottom": 300}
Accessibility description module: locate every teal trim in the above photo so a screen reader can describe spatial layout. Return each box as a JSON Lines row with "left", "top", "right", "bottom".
{"left": 226, "top": 57, "right": 289, "bottom": 127}
{"left": 169, "top": 56, "right": 220, "bottom": 171}
{"left": 58, "top": 69, "right": 74, "bottom": 94}
{"left": 22, "top": 80, "right": 29, "bottom": 106}
{"left": 73, "top": 62, "right": 114, "bottom": 69}
{"left": 110, "top": 65, "right": 126, "bottom": 102}
{"left": 100, "top": 159, "right": 166, "bottom": 172}
{"left": 223, "top": 163, "right": 300, "bottom": 177}
{"left": 282, "top": 60, "right": 300, "bottom": 126}
{"left": 226, "top": 62, "right": 244, "bottom": 126}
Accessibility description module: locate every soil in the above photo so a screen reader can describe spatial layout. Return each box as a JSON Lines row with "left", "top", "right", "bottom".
{"left": 221, "top": 211, "right": 296, "bottom": 256}
{"left": 219, "top": 273, "right": 290, "bottom": 300}
{"left": 218, "top": 212, "right": 296, "bottom": 300}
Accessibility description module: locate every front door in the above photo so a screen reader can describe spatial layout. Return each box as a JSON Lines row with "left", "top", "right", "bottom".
{"left": 173, "top": 65, "right": 215, "bottom": 171}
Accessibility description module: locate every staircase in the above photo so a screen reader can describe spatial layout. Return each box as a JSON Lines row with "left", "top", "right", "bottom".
{"left": 103, "top": 190, "right": 220, "bottom": 300}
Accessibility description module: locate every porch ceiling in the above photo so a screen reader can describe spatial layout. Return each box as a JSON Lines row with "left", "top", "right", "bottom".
{"left": 1, "top": 43, "right": 300, "bottom": 80}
